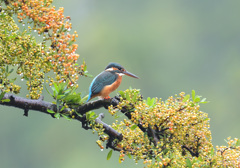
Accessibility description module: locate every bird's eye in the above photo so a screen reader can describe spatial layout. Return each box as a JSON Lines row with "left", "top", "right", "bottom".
{"left": 119, "top": 68, "right": 124, "bottom": 71}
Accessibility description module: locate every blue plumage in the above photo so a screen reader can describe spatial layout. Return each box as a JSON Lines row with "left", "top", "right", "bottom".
{"left": 87, "top": 74, "right": 98, "bottom": 102}
{"left": 87, "top": 62, "right": 139, "bottom": 102}
{"left": 87, "top": 71, "right": 118, "bottom": 101}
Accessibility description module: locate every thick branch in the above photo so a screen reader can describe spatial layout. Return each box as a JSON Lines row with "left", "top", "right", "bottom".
{"left": 0, "top": 93, "right": 123, "bottom": 141}
{"left": 1, "top": 93, "right": 53, "bottom": 115}
{"left": 75, "top": 98, "right": 117, "bottom": 115}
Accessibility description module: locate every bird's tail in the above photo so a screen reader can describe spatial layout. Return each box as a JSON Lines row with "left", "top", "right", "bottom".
{"left": 86, "top": 94, "right": 91, "bottom": 102}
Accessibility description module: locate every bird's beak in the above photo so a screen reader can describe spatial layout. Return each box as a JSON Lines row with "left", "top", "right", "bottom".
{"left": 123, "top": 70, "right": 139, "bottom": 79}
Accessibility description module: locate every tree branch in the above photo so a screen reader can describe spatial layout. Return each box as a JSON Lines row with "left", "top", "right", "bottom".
{"left": 0, "top": 93, "right": 200, "bottom": 158}
{"left": 182, "top": 145, "right": 199, "bottom": 157}
{"left": 0, "top": 93, "right": 123, "bottom": 141}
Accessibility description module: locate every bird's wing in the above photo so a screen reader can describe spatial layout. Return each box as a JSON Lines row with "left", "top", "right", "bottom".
{"left": 90, "top": 71, "right": 117, "bottom": 95}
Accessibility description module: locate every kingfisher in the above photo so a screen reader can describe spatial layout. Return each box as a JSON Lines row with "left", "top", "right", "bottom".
{"left": 87, "top": 62, "right": 139, "bottom": 102}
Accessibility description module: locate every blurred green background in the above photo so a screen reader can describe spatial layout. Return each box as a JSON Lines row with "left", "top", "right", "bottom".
{"left": 1, "top": 0, "right": 240, "bottom": 167}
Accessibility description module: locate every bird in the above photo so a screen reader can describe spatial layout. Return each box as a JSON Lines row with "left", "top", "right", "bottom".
{"left": 87, "top": 62, "right": 139, "bottom": 102}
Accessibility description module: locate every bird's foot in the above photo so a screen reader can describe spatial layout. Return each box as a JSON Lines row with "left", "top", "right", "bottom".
{"left": 103, "top": 96, "right": 111, "bottom": 109}
{"left": 103, "top": 96, "right": 111, "bottom": 100}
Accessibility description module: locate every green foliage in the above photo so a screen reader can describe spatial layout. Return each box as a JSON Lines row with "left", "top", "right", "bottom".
{"left": 86, "top": 111, "right": 98, "bottom": 121}
{"left": 107, "top": 149, "right": 113, "bottom": 160}
{"left": 47, "top": 81, "right": 84, "bottom": 107}
{"left": 130, "top": 124, "right": 138, "bottom": 131}
{"left": 0, "top": 91, "right": 5, "bottom": 100}
{"left": 47, "top": 109, "right": 55, "bottom": 114}
{"left": 145, "top": 97, "right": 156, "bottom": 107}
{"left": 0, "top": 91, "right": 10, "bottom": 102}
{"left": 46, "top": 81, "right": 87, "bottom": 119}
{"left": 186, "top": 158, "right": 192, "bottom": 168}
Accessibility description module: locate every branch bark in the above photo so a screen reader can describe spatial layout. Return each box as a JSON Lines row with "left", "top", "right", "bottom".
{"left": 0, "top": 93, "right": 123, "bottom": 142}
{"left": 0, "top": 93, "right": 198, "bottom": 157}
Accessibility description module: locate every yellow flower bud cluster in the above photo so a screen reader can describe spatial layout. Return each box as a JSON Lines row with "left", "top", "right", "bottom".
{"left": 213, "top": 137, "right": 240, "bottom": 167}
{"left": 108, "top": 90, "right": 219, "bottom": 167}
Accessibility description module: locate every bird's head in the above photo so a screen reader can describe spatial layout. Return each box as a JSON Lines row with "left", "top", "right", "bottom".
{"left": 105, "top": 62, "right": 139, "bottom": 79}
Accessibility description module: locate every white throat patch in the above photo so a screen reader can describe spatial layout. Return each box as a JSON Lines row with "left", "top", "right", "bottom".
{"left": 118, "top": 73, "right": 125, "bottom": 76}
{"left": 105, "top": 67, "right": 114, "bottom": 71}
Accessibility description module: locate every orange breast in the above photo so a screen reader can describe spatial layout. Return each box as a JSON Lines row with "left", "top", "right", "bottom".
{"left": 99, "top": 76, "right": 122, "bottom": 98}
